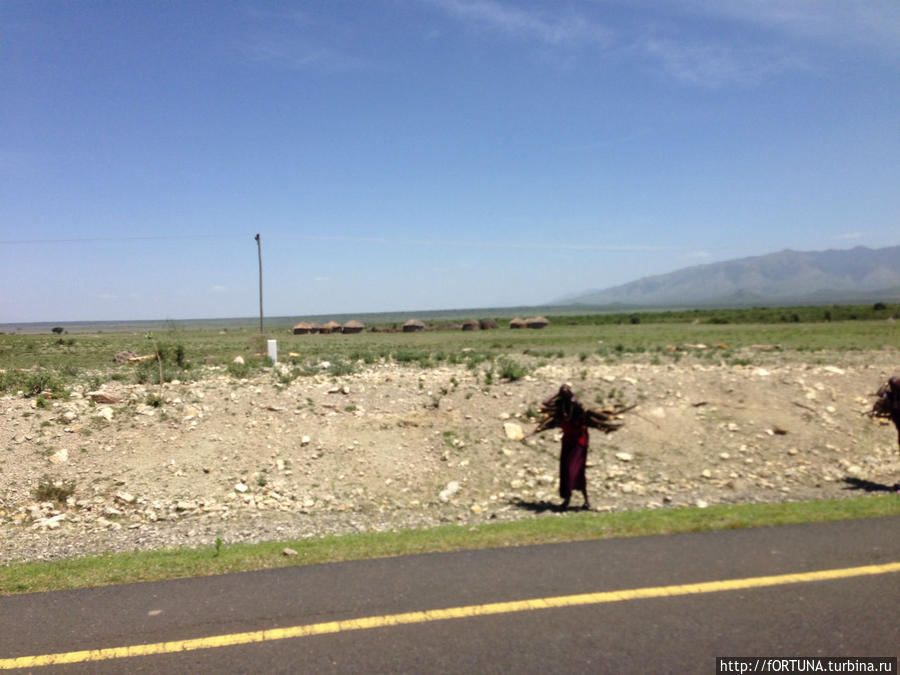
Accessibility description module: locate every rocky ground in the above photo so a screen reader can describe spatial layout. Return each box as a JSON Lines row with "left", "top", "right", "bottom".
{"left": 2, "top": 349, "right": 899, "bottom": 564}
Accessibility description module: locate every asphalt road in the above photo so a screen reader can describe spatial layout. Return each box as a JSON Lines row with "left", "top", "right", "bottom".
{"left": 2, "top": 516, "right": 898, "bottom": 673}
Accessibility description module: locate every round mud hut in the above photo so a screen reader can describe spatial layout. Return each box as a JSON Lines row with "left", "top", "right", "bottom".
{"left": 509, "top": 317, "right": 526, "bottom": 329}
{"left": 526, "top": 316, "right": 549, "bottom": 329}
{"left": 479, "top": 318, "right": 499, "bottom": 330}
{"left": 403, "top": 319, "right": 426, "bottom": 333}
{"left": 320, "top": 320, "right": 342, "bottom": 334}
{"left": 461, "top": 318, "right": 480, "bottom": 331}
{"left": 293, "top": 322, "right": 314, "bottom": 335}
{"left": 342, "top": 320, "right": 365, "bottom": 334}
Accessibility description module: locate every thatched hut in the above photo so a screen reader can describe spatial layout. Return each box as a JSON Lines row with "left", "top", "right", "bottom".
{"left": 479, "top": 318, "right": 498, "bottom": 330}
{"left": 342, "top": 320, "right": 365, "bottom": 334}
{"left": 461, "top": 318, "right": 480, "bottom": 331}
{"left": 526, "top": 316, "right": 549, "bottom": 329}
{"left": 319, "top": 320, "right": 342, "bottom": 334}
{"left": 403, "top": 319, "right": 426, "bottom": 333}
{"left": 293, "top": 322, "right": 314, "bottom": 335}
{"left": 509, "top": 317, "right": 526, "bottom": 329}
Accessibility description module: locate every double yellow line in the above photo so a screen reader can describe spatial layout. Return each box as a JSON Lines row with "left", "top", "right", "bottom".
{"left": 3, "top": 561, "right": 899, "bottom": 670}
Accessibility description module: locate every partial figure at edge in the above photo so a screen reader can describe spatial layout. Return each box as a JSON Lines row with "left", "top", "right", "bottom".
{"left": 869, "top": 375, "right": 900, "bottom": 457}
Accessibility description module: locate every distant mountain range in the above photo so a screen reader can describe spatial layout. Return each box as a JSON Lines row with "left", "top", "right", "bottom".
{"left": 556, "top": 245, "right": 900, "bottom": 308}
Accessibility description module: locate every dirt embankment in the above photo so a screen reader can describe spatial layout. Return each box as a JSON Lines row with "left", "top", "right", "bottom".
{"left": 2, "top": 352, "right": 898, "bottom": 564}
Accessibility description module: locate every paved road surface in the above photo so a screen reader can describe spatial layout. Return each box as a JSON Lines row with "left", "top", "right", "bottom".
{"left": 2, "top": 516, "right": 898, "bottom": 673}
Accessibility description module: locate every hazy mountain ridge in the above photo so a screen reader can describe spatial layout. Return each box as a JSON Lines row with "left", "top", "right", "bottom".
{"left": 559, "top": 246, "right": 900, "bottom": 307}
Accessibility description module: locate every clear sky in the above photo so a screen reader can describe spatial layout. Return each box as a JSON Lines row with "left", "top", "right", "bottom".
{"left": 2, "top": 1, "right": 899, "bottom": 323}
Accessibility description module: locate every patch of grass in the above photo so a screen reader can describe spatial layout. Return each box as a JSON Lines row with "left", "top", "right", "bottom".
{"left": 226, "top": 361, "right": 254, "bottom": 379}
{"left": 327, "top": 359, "right": 357, "bottom": 377}
{"left": 392, "top": 348, "right": 433, "bottom": 368}
{"left": 2, "top": 497, "right": 897, "bottom": 595}
{"left": 0, "top": 369, "right": 68, "bottom": 398}
{"left": 33, "top": 476, "right": 76, "bottom": 504}
{"left": 274, "top": 366, "right": 299, "bottom": 385}
{"left": 497, "top": 357, "right": 529, "bottom": 381}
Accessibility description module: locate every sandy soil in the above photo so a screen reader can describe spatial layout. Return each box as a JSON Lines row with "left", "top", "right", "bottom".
{"left": 2, "top": 350, "right": 898, "bottom": 563}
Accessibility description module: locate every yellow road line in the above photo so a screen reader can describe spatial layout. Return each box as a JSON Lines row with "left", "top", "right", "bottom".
{"left": 3, "top": 561, "right": 899, "bottom": 670}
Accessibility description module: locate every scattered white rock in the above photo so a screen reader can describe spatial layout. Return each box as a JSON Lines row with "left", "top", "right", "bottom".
{"left": 439, "top": 481, "right": 460, "bottom": 502}
{"left": 34, "top": 514, "right": 66, "bottom": 530}
{"left": 504, "top": 423, "right": 525, "bottom": 441}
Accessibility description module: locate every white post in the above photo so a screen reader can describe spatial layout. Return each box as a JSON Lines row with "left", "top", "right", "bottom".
{"left": 267, "top": 339, "right": 278, "bottom": 365}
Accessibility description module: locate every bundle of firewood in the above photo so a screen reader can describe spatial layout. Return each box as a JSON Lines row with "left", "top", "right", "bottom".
{"left": 534, "top": 399, "right": 634, "bottom": 435}
{"left": 867, "top": 378, "right": 899, "bottom": 420}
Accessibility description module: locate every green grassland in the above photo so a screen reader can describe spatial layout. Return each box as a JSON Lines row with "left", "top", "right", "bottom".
{"left": 1, "top": 303, "right": 897, "bottom": 396}
{"left": 0, "top": 303, "right": 900, "bottom": 396}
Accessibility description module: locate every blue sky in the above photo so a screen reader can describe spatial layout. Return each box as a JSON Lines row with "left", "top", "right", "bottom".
{"left": 2, "top": 1, "right": 899, "bottom": 323}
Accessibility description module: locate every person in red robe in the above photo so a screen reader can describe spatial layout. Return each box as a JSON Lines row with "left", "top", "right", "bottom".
{"left": 541, "top": 385, "right": 592, "bottom": 510}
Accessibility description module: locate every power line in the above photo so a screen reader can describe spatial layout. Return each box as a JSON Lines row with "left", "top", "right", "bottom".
{"left": 1, "top": 233, "right": 701, "bottom": 252}
{"left": 0, "top": 235, "right": 243, "bottom": 245}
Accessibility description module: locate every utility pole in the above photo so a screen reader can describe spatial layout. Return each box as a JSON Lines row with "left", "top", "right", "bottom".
{"left": 255, "top": 233, "right": 263, "bottom": 334}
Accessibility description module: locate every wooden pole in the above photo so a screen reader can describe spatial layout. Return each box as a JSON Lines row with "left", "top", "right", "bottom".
{"left": 255, "top": 233, "right": 263, "bottom": 334}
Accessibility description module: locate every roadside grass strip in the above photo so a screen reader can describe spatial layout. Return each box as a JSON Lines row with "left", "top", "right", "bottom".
{"left": 3, "top": 561, "right": 899, "bottom": 670}
{"left": 4, "top": 497, "right": 899, "bottom": 596}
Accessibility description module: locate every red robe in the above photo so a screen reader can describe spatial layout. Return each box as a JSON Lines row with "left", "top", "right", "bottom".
{"left": 559, "top": 419, "right": 589, "bottom": 499}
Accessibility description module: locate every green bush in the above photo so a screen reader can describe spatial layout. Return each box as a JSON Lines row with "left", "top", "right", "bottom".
{"left": 156, "top": 342, "right": 187, "bottom": 369}
{"left": 392, "top": 349, "right": 433, "bottom": 368}
{"left": 7, "top": 370, "right": 67, "bottom": 397}
{"left": 328, "top": 359, "right": 357, "bottom": 377}
{"left": 34, "top": 476, "right": 76, "bottom": 503}
{"left": 227, "top": 361, "right": 253, "bottom": 379}
{"left": 497, "top": 357, "right": 529, "bottom": 381}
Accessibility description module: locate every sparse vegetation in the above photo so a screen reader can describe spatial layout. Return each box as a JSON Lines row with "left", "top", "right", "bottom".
{"left": 226, "top": 360, "right": 255, "bottom": 379}
{"left": 497, "top": 357, "right": 528, "bottom": 381}
{"left": 33, "top": 476, "right": 76, "bottom": 503}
